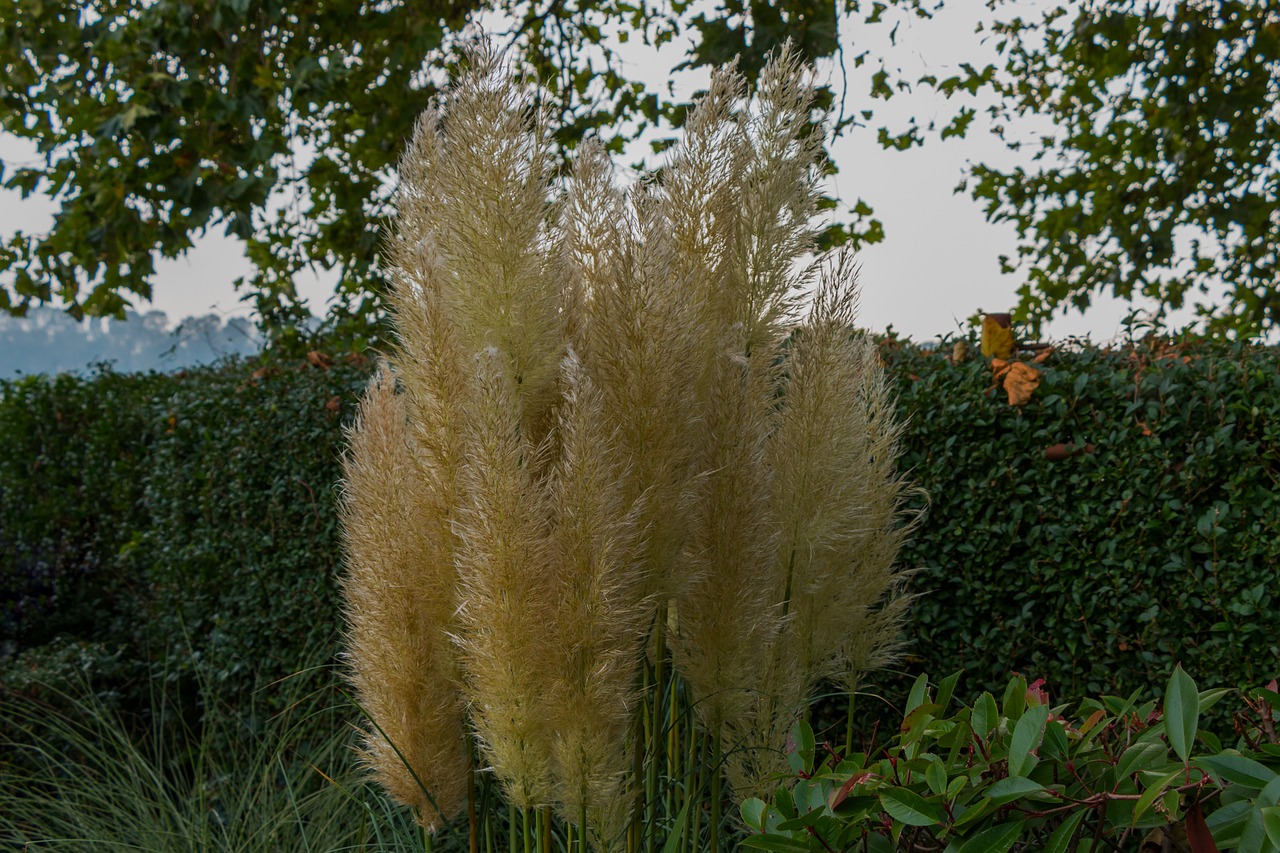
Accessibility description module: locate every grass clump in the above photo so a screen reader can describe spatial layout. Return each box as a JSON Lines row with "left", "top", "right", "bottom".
{"left": 341, "top": 39, "right": 912, "bottom": 853}
{"left": 0, "top": 665, "right": 431, "bottom": 852}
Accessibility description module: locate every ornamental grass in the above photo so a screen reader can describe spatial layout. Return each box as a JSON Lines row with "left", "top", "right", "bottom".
{"left": 340, "top": 41, "right": 912, "bottom": 853}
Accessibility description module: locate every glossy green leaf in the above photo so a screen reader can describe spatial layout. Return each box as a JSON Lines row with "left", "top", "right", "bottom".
{"left": 879, "top": 787, "right": 946, "bottom": 827}
{"left": 983, "top": 775, "right": 1045, "bottom": 806}
{"left": 1165, "top": 665, "right": 1199, "bottom": 763}
{"left": 1007, "top": 704, "right": 1048, "bottom": 777}
{"left": 972, "top": 693, "right": 999, "bottom": 740}
{"left": 954, "top": 819, "right": 1024, "bottom": 853}
{"left": 1133, "top": 768, "right": 1184, "bottom": 823}
{"left": 739, "top": 834, "right": 812, "bottom": 852}
{"left": 1043, "top": 810, "right": 1087, "bottom": 853}
{"left": 1263, "top": 807, "right": 1280, "bottom": 848}
{"left": 1197, "top": 754, "right": 1279, "bottom": 789}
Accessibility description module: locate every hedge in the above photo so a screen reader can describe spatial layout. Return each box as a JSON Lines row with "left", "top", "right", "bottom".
{"left": 1, "top": 339, "right": 1277, "bottom": 723}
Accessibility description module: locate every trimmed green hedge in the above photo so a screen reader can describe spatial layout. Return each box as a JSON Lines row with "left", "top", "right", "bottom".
{"left": 883, "top": 339, "right": 1279, "bottom": 709}
{"left": 0, "top": 357, "right": 367, "bottom": 705}
{"left": 2, "top": 340, "right": 1277, "bottom": 720}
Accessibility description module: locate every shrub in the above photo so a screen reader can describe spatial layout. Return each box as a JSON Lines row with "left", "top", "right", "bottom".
{"left": 0, "top": 367, "right": 165, "bottom": 654}
{"left": 874, "top": 338, "right": 1280, "bottom": 718}
{"left": 741, "top": 668, "right": 1280, "bottom": 851}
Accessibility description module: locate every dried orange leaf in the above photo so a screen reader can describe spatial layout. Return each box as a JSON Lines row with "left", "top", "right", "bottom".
{"left": 1004, "top": 361, "right": 1041, "bottom": 406}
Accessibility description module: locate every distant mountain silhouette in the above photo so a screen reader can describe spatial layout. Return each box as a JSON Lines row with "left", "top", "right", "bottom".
{"left": 0, "top": 306, "right": 262, "bottom": 377}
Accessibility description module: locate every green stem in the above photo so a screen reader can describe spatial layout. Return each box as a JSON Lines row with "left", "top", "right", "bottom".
{"left": 580, "top": 801, "right": 590, "bottom": 853}
{"left": 510, "top": 801, "right": 518, "bottom": 853}
{"left": 467, "top": 737, "right": 479, "bottom": 853}
{"left": 845, "top": 691, "right": 857, "bottom": 758}
{"left": 631, "top": 660, "right": 649, "bottom": 853}
{"left": 688, "top": 731, "right": 703, "bottom": 853}
{"left": 667, "top": 673, "right": 679, "bottom": 827}
{"left": 710, "top": 728, "right": 722, "bottom": 853}
{"left": 540, "top": 805, "right": 552, "bottom": 853}
{"left": 523, "top": 807, "right": 533, "bottom": 853}
{"left": 424, "top": 822, "right": 434, "bottom": 853}
{"left": 647, "top": 604, "right": 668, "bottom": 853}
{"left": 682, "top": 721, "right": 698, "bottom": 853}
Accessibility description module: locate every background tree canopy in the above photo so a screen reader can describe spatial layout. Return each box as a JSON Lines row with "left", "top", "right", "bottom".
{"left": 1, "top": 0, "right": 1276, "bottom": 343}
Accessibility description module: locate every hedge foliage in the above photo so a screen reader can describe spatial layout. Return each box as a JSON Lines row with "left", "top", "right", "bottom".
{"left": 1, "top": 340, "right": 1277, "bottom": 722}
{"left": 0, "top": 356, "right": 367, "bottom": 706}
{"left": 885, "top": 339, "right": 1279, "bottom": 707}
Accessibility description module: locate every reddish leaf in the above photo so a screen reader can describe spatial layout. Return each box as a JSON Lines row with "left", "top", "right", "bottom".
{"left": 1186, "top": 800, "right": 1219, "bottom": 853}
{"left": 829, "top": 770, "right": 878, "bottom": 810}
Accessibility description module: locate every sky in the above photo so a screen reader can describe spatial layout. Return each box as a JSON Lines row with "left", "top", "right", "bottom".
{"left": 0, "top": 2, "right": 1207, "bottom": 355}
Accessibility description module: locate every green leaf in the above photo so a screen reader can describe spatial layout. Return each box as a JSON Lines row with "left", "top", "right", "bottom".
{"left": 1115, "top": 742, "right": 1170, "bottom": 781}
{"left": 906, "top": 673, "right": 930, "bottom": 714}
{"left": 925, "top": 757, "right": 949, "bottom": 796}
{"left": 1007, "top": 704, "right": 1048, "bottom": 777}
{"left": 879, "top": 787, "right": 946, "bottom": 827}
{"left": 791, "top": 720, "right": 816, "bottom": 775}
{"left": 1238, "top": 806, "right": 1271, "bottom": 853}
{"left": 936, "top": 670, "right": 963, "bottom": 711}
{"left": 1197, "top": 754, "right": 1279, "bottom": 789}
{"left": 1263, "top": 807, "right": 1280, "bottom": 848}
{"left": 1043, "top": 810, "right": 1087, "bottom": 853}
{"left": 1002, "top": 675, "right": 1027, "bottom": 722}
{"left": 1165, "top": 664, "right": 1200, "bottom": 763}
{"left": 972, "top": 692, "right": 999, "bottom": 740}
{"left": 739, "top": 834, "right": 813, "bottom": 852}
{"left": 1133, "top": 768, "right": 1184, "bottom": 823}
{"left": 659, "top": 798, "right": 691, "bottom": 853}
{"left": 1261, "top": 775, "right": 1280, "bottom": 807}
{"left": 954, "top": 820, "right": 1024, "bottom": 853}
{"left": 741, "top": 798, "right": 767, "bottom": 831}
{"left": 983, "top": 775, "right": 1045, "bottom": 806}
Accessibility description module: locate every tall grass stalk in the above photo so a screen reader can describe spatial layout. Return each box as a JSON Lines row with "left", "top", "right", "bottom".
{"left": 340, "top": 39, "right": 910, "bottom": 853}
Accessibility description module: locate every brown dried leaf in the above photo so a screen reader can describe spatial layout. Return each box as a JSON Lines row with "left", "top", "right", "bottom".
{"left": 1004, "top": 361, "right": 1041, "bottom": 406}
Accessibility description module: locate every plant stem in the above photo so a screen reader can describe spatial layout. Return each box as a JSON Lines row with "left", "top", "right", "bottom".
{"left": 845, "top": 691, "right": 857, "bottom": 758}
{"left": 667, "top": 672, "right": 678, "bottom": 831}
{"left": 510, "top": 801, "right": 518, "bottom": 853}
{"left": 467, "top": 736, "right": 479, "bottom": 853}
{"left": 683, "top": 724, "right": 701, "bottom": 853}
{"left": 631, "top": 659, "right": 648, "bottom": 853}
{"left": 710, "top": 727, "right": 722, "bottom": 853}
{"left": 523, "top": 807, "right": 533, "bottom": 853}
{"left": 648, "top": 603, "right": 667, "bottom": 853}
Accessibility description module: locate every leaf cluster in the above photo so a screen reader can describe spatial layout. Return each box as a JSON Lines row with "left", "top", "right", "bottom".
{"left": 870, "top": 335, "right": 1280, "bottom": 730}
{"left": 743, "top": 668, "right": 1280, "bottom": 852}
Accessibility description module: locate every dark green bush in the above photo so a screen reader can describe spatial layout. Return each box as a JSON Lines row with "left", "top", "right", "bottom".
{"left": 131, "top": 357, "right": 367, "bottom": 697}
{"left": 0, "top": 368, "right": 166, "bottom": 655}
{"left": 878, "top": 337, "right": 1280, "bottom": 712}
{"left": 0, "top": 355, "right": 367, "bottom": 717}
{"left": 2, "top": 340, "right": 1277, "bottom": 726}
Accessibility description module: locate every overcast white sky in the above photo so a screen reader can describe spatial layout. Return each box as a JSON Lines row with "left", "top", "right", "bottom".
{"left": 0, "top": 2, "right": 1204, "bottom": 347}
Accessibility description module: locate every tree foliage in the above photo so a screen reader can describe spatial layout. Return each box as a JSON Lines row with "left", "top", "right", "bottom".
{"left": 896, "top": 0, "right": 1279, "bottom": 338}
{"left": 2, "top": 1, "right": 1275, "bottom": 339}
{"left": 0, "top": 0, "right": 896, "bottom": 346}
